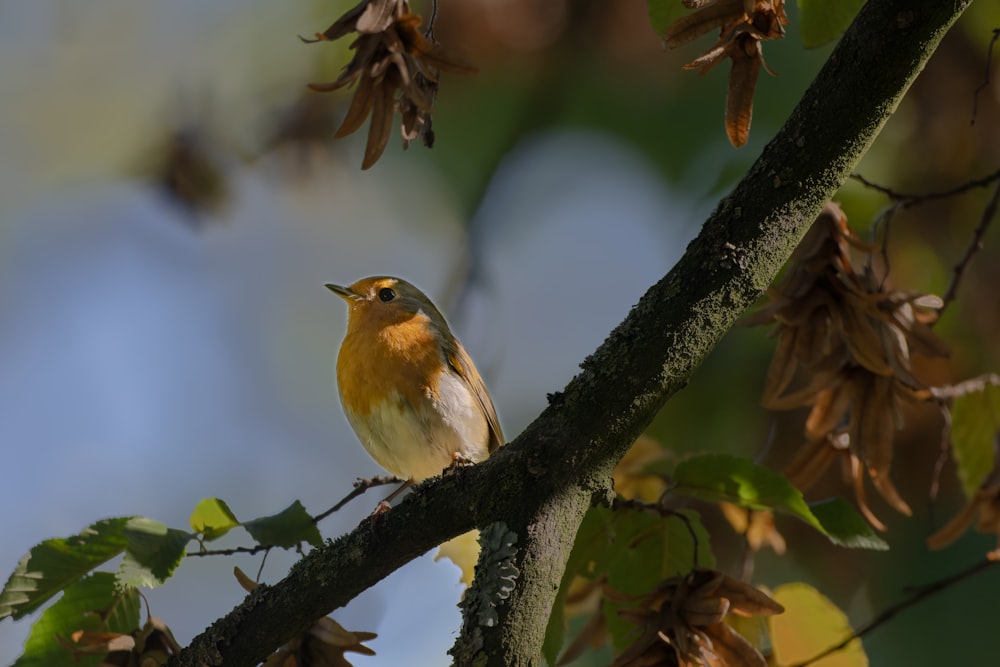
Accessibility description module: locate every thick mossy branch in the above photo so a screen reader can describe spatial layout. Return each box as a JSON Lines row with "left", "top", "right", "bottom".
{"left": 170, "top": 0, "right": 971, "bottom": 665}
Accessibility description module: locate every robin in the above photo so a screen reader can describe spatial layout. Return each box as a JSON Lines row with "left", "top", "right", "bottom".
{"left": 326, "top": 276, "right": 504, "bottom": 504}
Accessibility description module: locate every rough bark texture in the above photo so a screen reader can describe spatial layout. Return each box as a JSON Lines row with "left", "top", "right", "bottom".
{"left": 169, "top": 0, "right": 972, "bottom": 665}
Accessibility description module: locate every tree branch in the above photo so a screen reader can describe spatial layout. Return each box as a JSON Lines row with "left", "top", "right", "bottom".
{"left": 170, "top": 0, "right": 973, "bottom": 664}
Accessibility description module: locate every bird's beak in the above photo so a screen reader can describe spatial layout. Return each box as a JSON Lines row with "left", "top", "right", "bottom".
{"left": 325, "top": 283, "right": 357, "bottom": 302}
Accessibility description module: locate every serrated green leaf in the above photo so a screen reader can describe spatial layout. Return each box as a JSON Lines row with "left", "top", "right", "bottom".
{"left": 242, "top": 501, "right": 322, "bottom": 549}
{"left": 0, "top": 518, "right": 132, "bottom": 621}
{"left": 668, "top": 453, "right": 825, "bottom": 533}
{"left": 12, "top": 573, "right": 140, "bottom": 667}
{"left": 951, "top": 382, "right": 1000, "bottom": 498}
{"left": 189, "top": 497, "right": 240, "bottom": 541}
{"left": 646, "top": 0, "right": 691, "bottom": 36}
{"left": 798, "top": 0, "right": 865, "bottom": 48}
{"left": 809, "top": 498, "right": 889, "bottom": 550}
{"left": 604, "top": 509, "right": 715, "bottom": 651}
{"left": 543, "top": 505, "right": 715, "bottom": 660}
{"left": 115, "top": 518, "right": 191, "bottom": 589}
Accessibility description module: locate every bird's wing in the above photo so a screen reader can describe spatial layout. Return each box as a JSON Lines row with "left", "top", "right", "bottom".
{"left": 446, "top": 342, "right": 505, "bottom": 453}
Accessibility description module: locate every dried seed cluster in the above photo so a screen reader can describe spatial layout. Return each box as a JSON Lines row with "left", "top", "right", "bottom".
{"left": 748, "top": 202, "right": 949, "bottom": 530}
{"left": 304, "top": 0, "right": 477, "bottom": 169}
{"left": 664, "top": 0, "right": 788, "bottom": 147}
{"left": 610, "top": 569, "right": 783, "bottom": 667}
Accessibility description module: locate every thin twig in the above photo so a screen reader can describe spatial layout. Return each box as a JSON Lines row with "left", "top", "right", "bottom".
{"left": 612, "top": 497, "right": 701, "bottom": 566}
{"left": 792, "top": 558, "right": 1000, "bottom": 667}
{"left": 312, "top": 475, "right": 402, "bottom": 524}
{"left": 851, "top": 167, "right": 1000, "bottom": 205}
{"left": 928, "top": 399, "right": 953, "bottom": 503}
{"left": 187, "top": 544, "right": 274, "bottom": 558}
{"left": 187, "top": 476, "right": 402, "bottom": 558}
{"left": 928, "top": 373, "right": 1000, "bottom": 400}
{"left": 971, "top": 28, "right": 1000, "bottom": 126}
{"left": 424, "top": 0, "right": 438, "bottom": 41}
{"left": 940, "top": 178, "right": 1000, "bottom": 313}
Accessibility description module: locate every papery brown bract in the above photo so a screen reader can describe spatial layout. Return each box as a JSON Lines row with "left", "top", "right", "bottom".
{"left": 929, "top": 437, "right": 1000, "bottom": 560}
{"left": 750, "top": 203, "right": 949, "bottom": 530}
{"left": 664, "top": 0, "right": 788, "bottom": 147}
{"left": 609, "top": 569, "right": 783, "bottom": 667}
{"left": 303, "top": 0, "right": 477, "bottom": 169}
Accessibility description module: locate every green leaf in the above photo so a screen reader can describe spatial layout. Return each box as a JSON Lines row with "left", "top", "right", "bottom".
{"left": 668, "top": 454, "right": 825, "bottom": 532}
{"left": 13, "top": 573, "right": 140, "bottom": 667}
{"left": 115, "top": 518, "right": 192, "bottom": 589}
{"left": 541, "top": 584, "right": 565, "bottom": 666}
{"left": 951, "top": 381, "right": 1000, "bottom": 498}
{"left": 666, "top": 454, "right": 887, "bottom": 549}
{"left": 242, "top": 501, "right": 322, "bottom": 549}
{"left": 809, "top": 498, "right": 888, "bottom": 550}
{"left": 1, "top": 517, "right": 132, "bottom": 621}
{"left": 646, "top": 0, "right": 691, "bottom": 36}
{"left": 543, "top": 505, "right": 715, "bottom": 661}
{"left": 603, "top": 509, "right": 715, "bottom": 651}
{"left": 797, "top": 0, "right": 865, "bottom": 48}
{"left": 189, "top": 497, "right": 240, "bottom": 541}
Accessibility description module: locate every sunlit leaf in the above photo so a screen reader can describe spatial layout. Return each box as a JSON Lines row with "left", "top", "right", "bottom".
{"left": 189, "top": 497, "right": 240, "bottom": 541}
{"left": 116, "top": 518, "right": 192, "bottom": 589}
{"left": 667, "top": 453, "right": 824, "bottom": 529}
{"left": 435, "top": 530, "right": 480, "bottom": 587}
{"left": 664, "top": 454, "right": 887, "bottom": 549}
{"left": 809, "top": 498, "right": 888, "bottom": 550}
{"left": 951, "top": 382, "right": 1000, "bottom": 498}
{"left": 797, "top": 0, "right": 865, "bottom": 48}
{"left": 243, "top": 500, "right": 322, "bottom": 549}
{"left": 770, "top": 582, "right": 868, "bottom": 666}
{"left": 0, "top": 518, "right": 132, "bottom": 621}
{"left": 13, "top": 573, "right": 140, "bottom": 667}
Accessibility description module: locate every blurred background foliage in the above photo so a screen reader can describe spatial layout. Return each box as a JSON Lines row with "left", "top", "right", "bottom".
{"left": 1, "top": 0, "right": 999, "bottom": 665}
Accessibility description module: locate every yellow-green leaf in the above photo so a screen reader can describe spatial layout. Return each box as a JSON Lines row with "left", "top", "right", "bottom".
{"left": 951, "top": 381, "right": 1000, "bottom": 498}
{"left": 770, "top": 583, "right": 868, "bottom": 667}
{"left": 189, "top": 498, "right": 240, "bottom": 541}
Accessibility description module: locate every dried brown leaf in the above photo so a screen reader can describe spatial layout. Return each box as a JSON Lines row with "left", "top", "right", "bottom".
{"left": 664, "top": 0, "right": 745, "bottom": 48}
{"left": 362, "top": 76, "right": 397, "bottom": 169}
{"left": 725, "top": 36, "right": 760, "bottom": 147}
{"left": 804, "top": 384, "right": 851, "bottom": 440}
{"left": 701, "top": 621, "right": 767, "bottom": 667}
{"left": 784, "top": 436, "right": 843, "bottom": 491}
{"left": 334, "top": 74, "right": 376, "bottom": 138}
{"left": 356, "top": 0, "right": 398, "bottom": 34}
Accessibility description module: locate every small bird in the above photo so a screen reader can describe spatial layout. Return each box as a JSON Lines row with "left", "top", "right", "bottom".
{"left": 327, "top": 276, "right": 504, "bottom": 504}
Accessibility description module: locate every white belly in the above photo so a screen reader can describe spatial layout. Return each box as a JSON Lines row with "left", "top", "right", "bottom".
{"left": 342, "top": 369, "right": 490, "bottom": 481}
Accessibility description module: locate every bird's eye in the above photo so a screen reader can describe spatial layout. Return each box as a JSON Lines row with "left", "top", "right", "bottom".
{"left": 378, "top": 287, "right": 396, "bottom": 302}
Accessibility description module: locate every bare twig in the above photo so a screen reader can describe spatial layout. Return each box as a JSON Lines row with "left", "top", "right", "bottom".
{"left": 188, "top": 544, "right": 274, "bottom": 558}
{"left": 852, "top": 167, "right": 1000, "bottom": 204}
{"left": 186, "top": 476, "right": 402, "bottom": 558}
{"left": 928, "top": 399, "right": 953, "bottom": 503}
{"left": 971, "top": 28, "right": 1000, "bottom": 126}
{"left": 940, "top": 179, "right": 1000, "bottom": 312}
{"left": 793, "top": 558, "right": 1000, "bottom": 667}
{"left": 312, "top": 475, "right": 402, "bottom": 524}
{"left": 612, "top": 497, "right": 701, "bottom": 566}
{"left": 928, "top": 373, "right": 1000, "bottom": 400}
